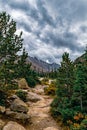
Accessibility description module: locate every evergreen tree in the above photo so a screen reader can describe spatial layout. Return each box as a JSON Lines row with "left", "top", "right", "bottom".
{"left": 51, "top": 52, "right": 75, "bottom": 121}
{"left": 17, "top": 48, "right": 31, "bottom": 78}
{"left": 72, "top": 47, "right": 87, "bottom": 113}
{"left": 17, "top": 49, "right": 38, "bottom": 87}
{"left": 0, "top": 12, "right": 23, "bottom": 91}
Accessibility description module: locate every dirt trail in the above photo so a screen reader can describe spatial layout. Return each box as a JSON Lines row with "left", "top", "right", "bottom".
{"left": 26, "top": 85, "right": 61, "bottom": 130}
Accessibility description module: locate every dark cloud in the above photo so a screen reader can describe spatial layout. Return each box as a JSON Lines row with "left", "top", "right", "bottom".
{"left": 40, "top": 31, "right": 82, "bottom": 52}
{"left": 0, "top": 0, "right": 87, "bottom": 63}
{"left": 36, "top": 0, "right": 55, "bottom": 27}
{"left": 18, "top": 21, "right": 32, "bottom": 32}
{"left": 80, "top": 26, "right": 87, "bottom": 33}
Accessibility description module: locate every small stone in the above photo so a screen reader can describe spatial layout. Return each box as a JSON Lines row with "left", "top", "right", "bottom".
{"left": 0, "top": 106, "right": 5, "bottom": 114}
{"left": 43, "top": 127, "right": 58, "bottom": 130}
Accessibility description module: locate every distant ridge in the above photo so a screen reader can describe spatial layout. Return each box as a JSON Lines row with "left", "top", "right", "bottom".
{"left": 26, "top": 56, "right": 60, "bottom": 73}
{"left": 74, "top": 53, "right": 86, "bottom": 64}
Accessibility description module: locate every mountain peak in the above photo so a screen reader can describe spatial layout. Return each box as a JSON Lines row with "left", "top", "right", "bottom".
{"left": 27, "top": 56, "right": 60, "bottom": 73}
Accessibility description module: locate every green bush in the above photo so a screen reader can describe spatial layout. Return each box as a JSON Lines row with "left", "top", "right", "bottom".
{"left": 79, "top": 119, "right": 87, "bottom": 130}
{"left": 51, "top": 97, "right": 61, "bottom": 117}
{"left": 25, "top": 76, "right": 36, "bottom": 87}
{"left": 6, "top": 83, "right": 18, "bottom": 90}
{"left": 61, "top": 109, "right": 74, "bottom": 123}
{"left": 16, "top": 90, "right": 27, "bottom": 102}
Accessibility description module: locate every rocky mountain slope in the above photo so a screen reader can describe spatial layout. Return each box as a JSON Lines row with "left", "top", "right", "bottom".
{"left": 74, "top": 53, "right": 86, "bottom": 64}
{"left": 27, "top": 57, "right": 60, "bottom": 73}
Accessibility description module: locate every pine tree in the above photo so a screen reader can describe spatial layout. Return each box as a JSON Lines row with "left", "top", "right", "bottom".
{"left": 72, "top": 47, "right": 87, "bottom": 112}
{"left": 57, "top": 52, "right": 74, "bottom": 98}
{"left": 51, "top": 52, "right": 75, "bottom": 121}
{"left": 17, "top": 48, "right": 39, "bottom": 87}
{"left": 0, "top": 12, "right": 23, "bottom": 91}
{"left": 17, "top": 48, "right": 31, "bottom": 78}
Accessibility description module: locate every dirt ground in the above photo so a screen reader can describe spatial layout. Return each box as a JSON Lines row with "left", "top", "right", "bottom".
{"left": 26, "top": 85, "right": 62, "bottom": 130}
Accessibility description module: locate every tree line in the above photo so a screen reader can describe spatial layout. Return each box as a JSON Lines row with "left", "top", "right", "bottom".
{"left": 51, "top": 49, "right": 87, "bottom": 129}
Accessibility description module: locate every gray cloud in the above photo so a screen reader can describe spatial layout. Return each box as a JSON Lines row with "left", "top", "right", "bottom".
{"left": 0, "top": 0, "right": 87, "bottom": 63}
{"left": 18, "top": 21, "right": 32, "bottom": 32}
{"left": 80, "top": 26, "right": 87, "bottom": 33}
{"left": 46, "top": 0, "right": 87, "bottom": 22}
{"left": 36, "top": 0, "right": 55, "bottom": 27}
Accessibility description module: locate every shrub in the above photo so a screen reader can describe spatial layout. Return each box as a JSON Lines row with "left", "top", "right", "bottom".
{"left": 80, "top": 119, "right": 87, "bottom": 130}
{"left": 61, "top": 109, "right": 74, "bottom": 123}
{"left": 41, "top": 78, "right": 49, "bottom": 85}
{"left": 16, "top": 90, "right": 27, "bottom": 102}
{"left": 44, "top": 81, "right": 56, "bottom": 96}
{"left": 68, "top": 113, "right": 87, "bottom": 130}
{"left": 25, "top": 76, "right": 36, "bottom": 88}
{"left": 6, "top": 83, "right": 18, "bottom": 90}
{"left": 70, "top": 123, "right": 80, "bottom": 130}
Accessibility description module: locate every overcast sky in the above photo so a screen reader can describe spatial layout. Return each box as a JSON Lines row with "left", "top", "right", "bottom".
{"left": 0, "top": 0, "right": 87, "bottom": 63}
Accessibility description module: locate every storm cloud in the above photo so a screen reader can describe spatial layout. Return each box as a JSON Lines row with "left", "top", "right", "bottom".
{"left": 0, "top": 0, "right": 87, "bottom": 63}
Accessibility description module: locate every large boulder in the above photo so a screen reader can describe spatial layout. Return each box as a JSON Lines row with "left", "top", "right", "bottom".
{"left": 32, "top": 86, "right": 44, "bottom": 95}
{"left": 5, "top": 109, "right": 30, "bottom": 123}
{"left": 18, "top": 78, "right": 29, "bottom": 89}
{"left": 3, "top": 121, "right": 26, "bottom": 130}
{"left": 6, "top": 95, "right": 20, "bottom": 108}
{"left": 26, "top": 92, "right": 43, "bottom": 102}
{"left": 0, "top": 119, "right": 5, "bottom": 129}
{"left": 10, "top": 98, "right": 28, "bottom": 113}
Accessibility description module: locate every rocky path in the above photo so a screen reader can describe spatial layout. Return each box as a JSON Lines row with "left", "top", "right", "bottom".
{"left": 26, "top": 85, "right": 61, "bottom": 130}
